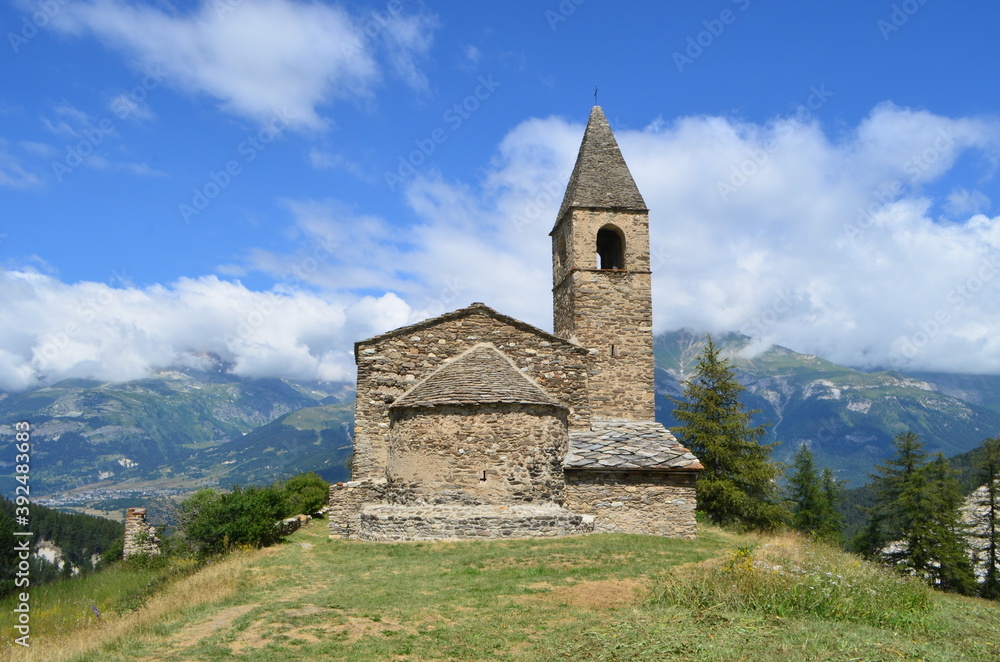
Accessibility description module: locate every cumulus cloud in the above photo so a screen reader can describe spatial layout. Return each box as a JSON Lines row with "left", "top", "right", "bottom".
{"left": 44, "top": 0, "right": 437, "bottom": 130}
{"left": 5, "top": 102, "right": 1000, "bottom": 390}
{"left": 250, "top": 103, "right": 1000, "bottom": 375}
{"left": 0, "top": 270, "right": 414, "bottom": 391}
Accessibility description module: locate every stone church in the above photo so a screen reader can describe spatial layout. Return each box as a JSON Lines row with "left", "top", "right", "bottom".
{"left": 329, "top": 106, "right": 702, "bottom": 541}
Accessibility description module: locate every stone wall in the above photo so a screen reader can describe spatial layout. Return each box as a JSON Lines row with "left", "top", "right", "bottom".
{"left": 551, "top": 208, "right": 651, "bottom": 284}
{"left": 357, "top": 504, "right": 595, "bottom": 541}
{"left": 564, "top": 470, "right": 697, "bottom": 538}
{"left": 328, "top": 479, "right": 388, "bottom": 539}
{"left": 551, "top": 208, "right": 655, "bottom": 421}
{"left": 388, "top": 404, "right": 567, "bottom": 506}
{"left": 352, "top": 305, "right": 590, "bottom": 480}
{"left": 123, "top": 507, "right": 160, "bottom": 558}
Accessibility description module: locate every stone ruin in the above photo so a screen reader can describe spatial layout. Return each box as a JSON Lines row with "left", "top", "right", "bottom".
{"left": 123, "top": 507, "right": 161, "bottom": 558}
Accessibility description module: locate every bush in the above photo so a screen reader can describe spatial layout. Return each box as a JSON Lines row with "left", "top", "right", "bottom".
{"left": 280, "top": 471, "right": 330, "bottom": 516}
{"left": 178, "top": 484, "right": 288, "bottom": 556}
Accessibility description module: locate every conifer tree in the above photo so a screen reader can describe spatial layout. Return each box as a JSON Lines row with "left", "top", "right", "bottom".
{"left": 818, "top": 466, "right": 845, "bottom": 543}
{"left": 788, "top": 443, "right": 823, "bottom": 532}
{"left": 787, "top": 444, "right": 843, "bottom": 542}
{"left": 871, "top": 431, "right": 926, "bottom": 550}
{"left": 870, "top": 433, "right": 975, "bottom": 594}
{"left": 975, "top": 437, "right": 1000, "bottom": 600}
{"left": 920, "top": 454, "right": 976, "bottom": 594}
{"left": 671, "top": 335, "right": 786, "bottom": 531}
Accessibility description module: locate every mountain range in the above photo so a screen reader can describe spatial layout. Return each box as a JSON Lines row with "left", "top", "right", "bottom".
{"left": 4, "top": 331, "right": 1000, "bottom": 508}
{"left": 655, "top": 330, "right": 1000, "bottom": 486}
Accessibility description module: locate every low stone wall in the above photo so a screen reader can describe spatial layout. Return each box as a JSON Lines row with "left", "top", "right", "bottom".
{"left": 564, "top": 470, "right": 697, "bottom": 538}
{"left": 328, "top": 479, "right": 388, "bottom": 539}
{"left": 277, "top": 514, "right": 312, "bottom": 536}
{"left": 123, "top": 507, "right": 160, "bottom": 558}
{"left": 358, "top": 504, "right": 595, "bottom": 541}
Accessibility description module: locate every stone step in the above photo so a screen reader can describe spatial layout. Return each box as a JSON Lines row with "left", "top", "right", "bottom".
{"left": 358, "top": 504, "right": 595, "bottom": 541}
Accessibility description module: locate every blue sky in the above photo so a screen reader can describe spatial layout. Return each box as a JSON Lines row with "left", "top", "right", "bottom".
{"left": 2, "top": 0, "right": 1000, "bottom": 389}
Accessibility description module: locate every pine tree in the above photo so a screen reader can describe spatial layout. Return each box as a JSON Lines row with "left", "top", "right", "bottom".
{"left": 787, "top": 445, "right": 843, "bottom": 542}
{"left": 671, "top": 335, "right": 786, "bottom": 531}
{"left": 870, "top": 433, "right": 975, "bottom": 594}
{"left": 0, "top": 508, "right": 15, "bottom": 597}
{"left": 818, "top": 466, "right": 845, "bottom": 543}
{"left": 920, "top": 454, "right": 976, "bottom": 594}
{"left": 788, "top": 443, "right": 823, "bottom": 532}
{"left": 871, "top": 431, "right": 926, "bottom": 550}
{"left": 975, "top": 437, "right": 1000, "bottom": 600}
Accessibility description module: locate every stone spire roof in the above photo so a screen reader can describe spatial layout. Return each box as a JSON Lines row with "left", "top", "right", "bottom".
{"left": 564, "top": 421, "right": 703, "bottom": 471}
{"left": 555, "top": 105, "right": 647, "bottom": 224}
{"left": 391, "top": 343, "right": 565, "bottom": 409}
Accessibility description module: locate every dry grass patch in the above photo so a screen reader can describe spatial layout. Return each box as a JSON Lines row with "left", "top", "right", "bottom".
{"left": 8, "top": 551, "right": 252, "bottom": 662}
{"left": 520, "top": 578, "right": 646, "bottom": 610}
{"left": 168, "top": 603, "right": 257, "bottom": 648}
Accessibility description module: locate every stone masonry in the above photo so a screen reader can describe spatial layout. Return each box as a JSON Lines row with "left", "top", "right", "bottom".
{"left": 123, "top": 507, "right": 160, "bottom": 558}
{"left": 565, "top": 471, "right": 697, "bottom": 538}
{"left": 551, "top": 105, "right": 655, "bottom": 422}
{"left": 389, "top": 404, "right": 568, "bottom": 505}
{"left": 331, "top": 106, "right": 701, "bottom": 541}
{"left": 358, "top": 504, "right": 594, "bottom": 541}
{"left": 351, "top": 306, "right": 590, "bottom": 481}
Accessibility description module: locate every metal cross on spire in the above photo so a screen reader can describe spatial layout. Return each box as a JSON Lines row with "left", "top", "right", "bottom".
{"left": 594, "top": 85, "right": 598, "bottom": 105}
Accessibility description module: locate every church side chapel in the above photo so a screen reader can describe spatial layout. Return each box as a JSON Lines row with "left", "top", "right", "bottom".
{"left": 329, "top": 106, "right": 702, "bottom": 541}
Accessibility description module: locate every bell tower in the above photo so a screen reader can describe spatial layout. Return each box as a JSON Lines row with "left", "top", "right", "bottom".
{"left": 552, "top": 106, "right": 654, "bottom": 421}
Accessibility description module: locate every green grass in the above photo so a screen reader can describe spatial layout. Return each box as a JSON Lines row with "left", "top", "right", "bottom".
{"left": 1, "top": 554, "right": 203, "bottom": 645}
{"left": 8, "top": 526, "right": 1000, "bottom": 661}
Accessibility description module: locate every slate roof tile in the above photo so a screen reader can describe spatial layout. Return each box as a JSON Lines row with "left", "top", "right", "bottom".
{"left": 554, "top": 106, "right": 647, "bottom": 224}
{"left": 564, "top": 420, "right": 703, "bottom": 471}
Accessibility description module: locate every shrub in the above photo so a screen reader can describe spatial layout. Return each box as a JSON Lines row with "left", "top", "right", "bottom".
{"left": 178, "top": 484, "right": 288, "bottom": 556}
{"left": 280, "top": 471, "right": 330, "bottom": 516}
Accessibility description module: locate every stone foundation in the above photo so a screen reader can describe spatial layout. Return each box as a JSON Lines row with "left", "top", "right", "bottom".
{"left": 328, "top": 479, "right": 388, "bottom": 539}
{"left": 564, "top": 470, "right": 698, "bottom": 538}
{"left": 357, "top": 504, "right": 595, "bottom": 541}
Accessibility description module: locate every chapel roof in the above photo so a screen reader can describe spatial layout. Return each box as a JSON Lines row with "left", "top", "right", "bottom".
{"left": 391, "top": 343, "right": 566, "bottom": 409}
{"left": 564, "top": 420, "right": 702, "bottom": 471}
{"left": 554, "top": 105, "right": 647, "bottom": 226}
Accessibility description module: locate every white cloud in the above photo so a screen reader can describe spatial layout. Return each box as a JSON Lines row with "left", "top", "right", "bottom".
{"left": 47, "top": 0, "right": 437, "bottom": 130}
{"left": 307, "top": 148, "right": 373, "bottom": 182}
{"left": 946, "top": 188, "right": 991, "bottom": 217}
{"left": 6, "top": 103, "right": 1000, "bottom": 390}
{"left": 107, "top": 92, "right": 155, "bottom": 122}
{"left": 0, "top": 269, "right": 415, "bottom": 391}
{"left": 0, "top": 143, "right": 42, "bottom": 189}
{"left": 249, "top": 103, "right": 1000, "bottom": 374}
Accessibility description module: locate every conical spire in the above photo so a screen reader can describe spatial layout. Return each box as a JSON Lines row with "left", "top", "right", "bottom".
{"left": 555, "top": 106, "right": 647, "bottom": 224}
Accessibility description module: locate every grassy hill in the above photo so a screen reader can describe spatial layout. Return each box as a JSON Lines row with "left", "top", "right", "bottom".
{"left": 6, "top": 525, "right": 999, "bottom": 661}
